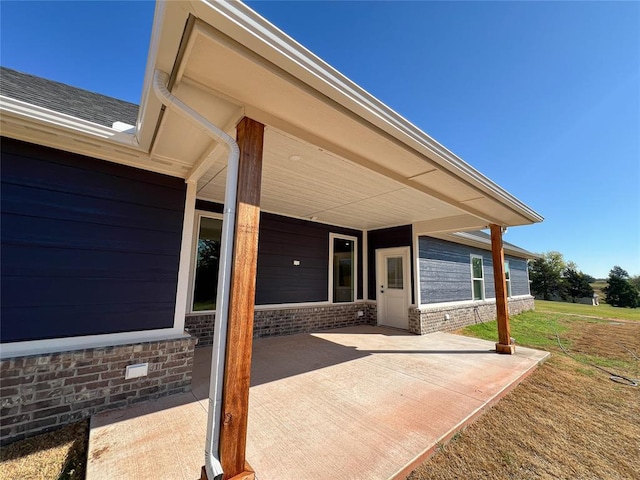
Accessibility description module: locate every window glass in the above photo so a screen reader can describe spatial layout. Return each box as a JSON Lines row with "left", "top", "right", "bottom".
{"left": 387, "top": 257, "right": 403, "bottom": 289}
{"left": 333, "top": 237, "right": 354, "bottom": 302}
{"left": 193, "top": 217, "right": 223, "bottom": 311}
{"left": 471, "top": 256, "right": 484, "bottom": 300}
{"left": 472, "top": 257, "right": 483, "bottom": 279}
{"left": 505, "top": 261, "right": 512, "bottom": 297}
{"left": 473, "top": 280, "right": 484, "bottom": 301}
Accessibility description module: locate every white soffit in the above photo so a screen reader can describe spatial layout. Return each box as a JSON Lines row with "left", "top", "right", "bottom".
{"left": 170, "top": 17, "right": 538, "bottom": 227}
{"left": 197, "top": 127, "right": 467, "bottom": 230}
{"left": 181, "top": 3, "right": 542, "bottom": 225}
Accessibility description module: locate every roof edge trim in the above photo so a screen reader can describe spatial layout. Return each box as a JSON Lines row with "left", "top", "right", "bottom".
{"left": 195, "top": 0, "right": 543, "bottom": 224}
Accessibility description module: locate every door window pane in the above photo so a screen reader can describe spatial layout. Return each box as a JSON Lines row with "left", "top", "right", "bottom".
{"left": 193, "top": 217, "right": 223, "bottom": 311}
{"left": 333, "top": 237, "right": 354, "bottom": 302}
{"left": 387, "top": 257, "right": 403, "bottom": 289}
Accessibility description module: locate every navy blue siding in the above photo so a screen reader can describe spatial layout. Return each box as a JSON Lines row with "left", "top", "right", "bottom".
{"left": 367, "top": 225, "right": 413, "bottom": 303}
{"left": 1, "top": 138, "right": 186, "bottom": 343}
{"left": 419, "top": 236, "right": 530, "bottom": 303}
{"left": 197, "top": 203, "right": 362, "bottom": 305}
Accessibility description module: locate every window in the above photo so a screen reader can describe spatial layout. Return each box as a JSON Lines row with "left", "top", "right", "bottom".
{"left": 191, "top": 214, "right": 223, "bottom": 311}
{"left": 471, "top": 255, "right": 484, "bottom": 300}
{"left": 505, "top": 261, "right": 512, "bottom": 297}
{"left": 387, "top": 257, "right": 403, "bottom": 289}
{"left": 329, "top": 234, "right": 357, "bottom": 303}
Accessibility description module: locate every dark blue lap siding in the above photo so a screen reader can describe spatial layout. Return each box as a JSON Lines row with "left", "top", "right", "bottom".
{"left": 1, "top": 138, "right": 186, "bottom": 343}
{"left": 418, "top": 236, "right": 530, "bottom": 303}
{"left": 196, "top": 202, "right": 362, "bottom": 305}
{"left": 367, "top": 225, "right": 413, "bottom": 302}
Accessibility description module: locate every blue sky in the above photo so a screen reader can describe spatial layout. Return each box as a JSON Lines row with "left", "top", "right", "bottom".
{"left": 2, "top": 1, "right": 638, "bottom": 278}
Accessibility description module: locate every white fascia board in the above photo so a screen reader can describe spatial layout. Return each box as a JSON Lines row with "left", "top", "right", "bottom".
{"left": 188, "top": 0, "right": 543, "bottom": 225}
{"left": 0, "top": 97, "right": 187, "bottom": 178}
{"left": 0, "top": 96, "right": 140, "bottom": 147}
{"left": 136, "top": 0, "right": 192, "bottom": 152}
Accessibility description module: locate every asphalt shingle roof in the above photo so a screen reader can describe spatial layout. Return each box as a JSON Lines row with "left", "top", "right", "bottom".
{"left": 0, "top": 66, "right": 138, "bottom": 128}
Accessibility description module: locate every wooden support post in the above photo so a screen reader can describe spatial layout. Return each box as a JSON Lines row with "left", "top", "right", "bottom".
{"left": 217, "top": 117, "right": 264, "bottom": 480}
{"left": 490, "top": 224, "right": 515, "bottom": 354}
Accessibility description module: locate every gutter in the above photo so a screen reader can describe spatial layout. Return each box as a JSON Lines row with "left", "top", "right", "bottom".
{"left": 193, "top": 0, "right": 544, "bottom": 224}
{"left": 153, "top": 70, "right": 239, "bottom": 480}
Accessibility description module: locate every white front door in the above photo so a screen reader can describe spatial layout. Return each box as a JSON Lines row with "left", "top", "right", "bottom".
{"left": 376, "top": 247, "right": 410, "bottom": 329}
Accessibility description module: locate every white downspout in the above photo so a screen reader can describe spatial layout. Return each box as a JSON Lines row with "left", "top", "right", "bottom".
{"left": 153, "top": 70, "right": 239, "bottom": 480}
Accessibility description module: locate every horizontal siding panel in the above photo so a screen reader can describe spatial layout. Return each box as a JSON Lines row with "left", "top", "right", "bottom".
{"left": 2, "top": 277, "right": 178, "bottom": 308}
{"left": 2, "top": 138, "right": 184, "bottom": 189}
{"left": 2, "top": 151, "right": 185, "bottom": 211}
{"left": 3, "top": 304, "right": 174, "bottom": 343}
{"left": 1, "top": 138, "right": 185, "bottom": 342}
{"left": 2, "top": 245, "right": 177, "bottom": 279}
{"left": 195, "top": 202, "right": 363, "bottom": 305}
{"left": 419, "top": 236, "right": 498, "bottom": 303}
{"left": 256, "top": 255, "right": 328, "bottom": 270}
{"left": 508, "top": 256, "right": 530, "bottom": 296}
{"left": 1, "top": 182, "right": 184, "bottom": 232}
{"left": 2, "top": 214, "right": 181, "bottom": 256}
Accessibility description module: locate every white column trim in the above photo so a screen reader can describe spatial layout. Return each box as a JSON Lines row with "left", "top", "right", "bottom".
{"left": 173, "top": 180, "right": 198, "bottom": 332}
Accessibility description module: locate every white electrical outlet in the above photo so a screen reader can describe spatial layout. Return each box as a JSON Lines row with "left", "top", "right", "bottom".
{"left": 357, "top": 310, "right": 364, "bottom": 317}
{"left": 125, "top": 363, "right": 148, "bottom": 379}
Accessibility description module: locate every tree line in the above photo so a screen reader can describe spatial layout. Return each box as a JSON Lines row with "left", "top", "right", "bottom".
{"left": 528, "top": 251, "right": 640, "bottom": 308}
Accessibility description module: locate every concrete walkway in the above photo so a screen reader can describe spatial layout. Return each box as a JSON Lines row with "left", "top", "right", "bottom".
{"left": 87, "top": 326, "right": 549, "bottom": 480}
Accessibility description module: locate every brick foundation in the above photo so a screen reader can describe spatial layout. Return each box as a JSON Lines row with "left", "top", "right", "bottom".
{"left": 410, "top": 296, "right": 535, "bottom": 335}
{"left": 0, "top": 335, "right": 197, "bottom": 445}
{"left": 186, "top": 302, "right": 378, "bottom": 346}
{"left": 184, "top": 313, "right": 216, "bottom": 347}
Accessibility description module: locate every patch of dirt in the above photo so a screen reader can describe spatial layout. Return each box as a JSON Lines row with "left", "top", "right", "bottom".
{"left": 0, "top": 420, "right": 88, "bottom": 480}
{"left": 409, "top": 321, "right": 640, "bottom": 480}
{"left": 564, "top": 320, "right": 640, "bottom": 364}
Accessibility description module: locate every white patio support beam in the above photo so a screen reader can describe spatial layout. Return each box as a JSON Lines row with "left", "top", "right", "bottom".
{"left": 490, "top": 224, "right": 515, "bottom": 354}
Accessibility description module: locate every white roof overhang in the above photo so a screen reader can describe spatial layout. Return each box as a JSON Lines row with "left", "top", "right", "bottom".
{"left": 0, "top": 0, "right": 543, "bottom": 233}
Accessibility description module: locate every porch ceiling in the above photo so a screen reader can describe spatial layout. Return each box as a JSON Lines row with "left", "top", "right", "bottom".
{"left": 194, "top": 127, "right": 467, "bottom": 230}
{"left": 148, "top": 16, "right": 523, "bottom": 231}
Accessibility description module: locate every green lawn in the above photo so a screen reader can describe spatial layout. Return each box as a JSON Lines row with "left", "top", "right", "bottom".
{"left": 534, "top": 299, "right": 640, "bottom": 321}
{"left": 411, "top": 298, "right": 640, "bottom": 480}
{"left": 462, "top": 309, "right": 568, "bottom": 350}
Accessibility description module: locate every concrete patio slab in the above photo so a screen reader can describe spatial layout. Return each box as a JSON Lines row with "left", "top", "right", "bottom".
{"left": 87, "top": 326, "right": 549, "bottom": 480}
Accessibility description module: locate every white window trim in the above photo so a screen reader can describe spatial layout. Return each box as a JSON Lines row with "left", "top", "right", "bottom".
{"left": 505, "top": 260, "right": 512, "bottom": 298}
{"left": 187, "top": 209, "right": 224, "bottom": 314}
{"left": 328, "top": 233, "right": 358, "bottom": 303}
{"left": 470, "top": 254, "right": 485, "bottom": 301}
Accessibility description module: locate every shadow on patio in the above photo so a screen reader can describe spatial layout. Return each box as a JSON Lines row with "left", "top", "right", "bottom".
{"left": 87, "top": 325, "right": 549, "bottom": 480}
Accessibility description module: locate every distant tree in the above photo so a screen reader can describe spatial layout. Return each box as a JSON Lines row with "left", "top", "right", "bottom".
{"left": 529, "top": 251, "right": 566, "bottom": 300}
{"left": 582, "top": 273, "right": 596, "bottom": 284}
{"left": 561, "top": 267, "right": 594, "bottom": 301}
{"left": 629, "top": 275, "right": 640, "bottom": 292}
{"left": 603, "top": 266, "right": 640, "bottom": 308}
